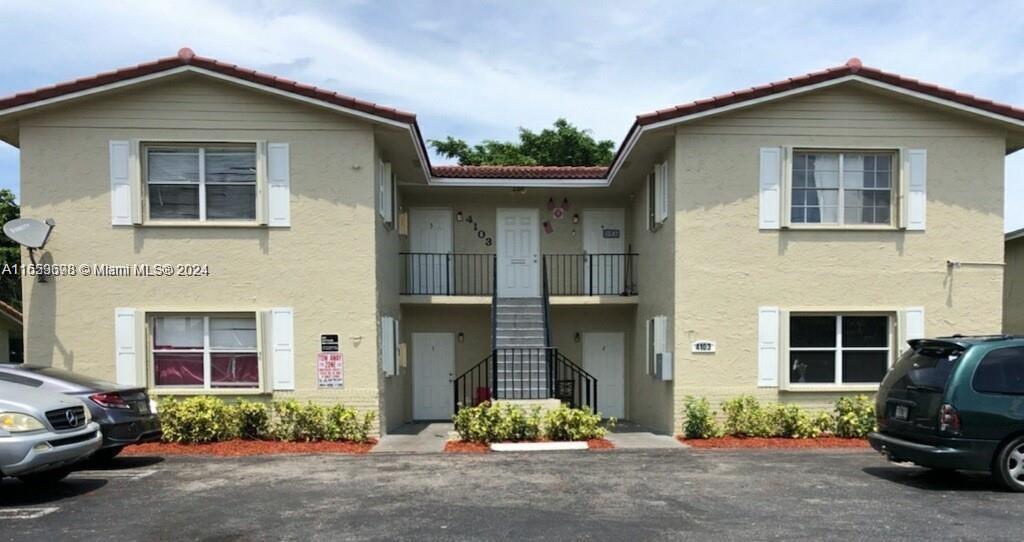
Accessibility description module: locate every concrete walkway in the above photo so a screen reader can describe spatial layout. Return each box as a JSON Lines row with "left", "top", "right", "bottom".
{"left": 605, "top": 420, "right": 687, "bottom": 449}
{"left": 372, "top": 422, "right": 453, "bottom": 454}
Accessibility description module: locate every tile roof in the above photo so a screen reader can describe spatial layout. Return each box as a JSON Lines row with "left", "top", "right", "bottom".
{"left": 636, "top": 57, "right": 1024, "bottom": 125}
{"left": 432, "top": 165, "right": 608, "bottom": 179}
{"left": 2, "top": 52, "right": 1022, "bottom": 183}
{"left": 0, "top": 299, "right": 22, "bottom": 326}
{"left": 0, "top": 47, "right": 417, "bottom": 124}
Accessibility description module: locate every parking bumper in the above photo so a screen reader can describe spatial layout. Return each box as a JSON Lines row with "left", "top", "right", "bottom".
{"left": 1, "top": 422, "right": 103, "bottom": 476}
{"left": 868, "top": 431, "right": 996, "bottom": 471}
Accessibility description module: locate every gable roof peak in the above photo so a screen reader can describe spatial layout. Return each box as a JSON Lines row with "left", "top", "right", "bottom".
{"left": 177, "top": 47, "right": 196, "bottom": 63}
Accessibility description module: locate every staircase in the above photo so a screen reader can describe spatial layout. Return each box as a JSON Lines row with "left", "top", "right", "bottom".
{"left": 493, "top": 297, "right": 549, "bottom": 399}
{"left": 452, "top": 260, "right": 599, "bottom": 413}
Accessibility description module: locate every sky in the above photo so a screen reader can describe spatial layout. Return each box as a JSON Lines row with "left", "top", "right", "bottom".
{"left": 0, "top": 0, "right": 1021, "bottom": 231}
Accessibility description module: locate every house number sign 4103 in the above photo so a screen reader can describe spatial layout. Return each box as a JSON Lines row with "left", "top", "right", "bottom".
{"left": 691, "top": 340, "right": 716, "bottom": 354}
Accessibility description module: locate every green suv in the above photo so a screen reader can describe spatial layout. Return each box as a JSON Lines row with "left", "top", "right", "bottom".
{"left": 869, "top": 336, "right": 1024, "bottom": 491}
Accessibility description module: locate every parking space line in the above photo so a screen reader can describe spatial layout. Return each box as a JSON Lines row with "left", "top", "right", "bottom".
{"left": 0, "top": 507, "right": 60, "bottom": 520}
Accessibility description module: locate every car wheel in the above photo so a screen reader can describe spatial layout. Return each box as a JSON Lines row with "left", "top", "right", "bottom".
{"left": 17, "top": 467, "right": 72, "bottom": 485}
{"left": 91, "top": 446, "right": 124, "bottom": 462}
{"left": 994, "top": 436, "right": 1024, "bottom": 492}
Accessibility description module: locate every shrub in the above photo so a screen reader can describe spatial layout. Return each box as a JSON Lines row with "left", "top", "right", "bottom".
{"left": 232, "top": 401, "right": 271, "bottom": 440}
{"left": 722, "top": 395, "right": 773, "bottom": 437}
{"left": 768, "top": 403, "right": 822, "bottom": 439}
{"left": 158, "top": 396, "right": 237, "bottom": 443}
{"left": 682, "top": 396, "right": 722, "bottom": 439}
{"left": 834, "top": 395, "right": 875, "bottom": 438}
{"left": 325, "top": 404, "right": 376, "bottom": 443}
{"left": 812, "top": 411, "right": 836, "bottom": 436}
{"left": 272, "top": 400, "right": 329, "bottom": 442}
{"left": 542, "top": 404, "right": 608, "bottom": 441}
{"left": 453, "top": 402, "right": 606, "bottom": 443}
{"left": 452, "top": 402, "right": 543, "bottom": 443}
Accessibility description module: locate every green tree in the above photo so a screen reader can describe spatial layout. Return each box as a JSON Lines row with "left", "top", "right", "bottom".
{"left": 430, "top": 119, "right": 615, "bottom": 166}
{"left": 0, "top": 189, "right": 20, "bottom": 310}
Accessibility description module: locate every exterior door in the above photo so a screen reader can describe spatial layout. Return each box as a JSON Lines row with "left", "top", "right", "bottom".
{"left": 496, "top": 208, "right": 540, "bottom": 297}
{"left": 412, "top": 332, "right": 455, "bottom": 420}
{"left": 409, "top": 209, "right": 453, "bottom": 295}
{"left": 583, "top": 209, "right": 626, "bottom": 295}
{"left": 583, "top": 332, "right": 625, "bottom": 419}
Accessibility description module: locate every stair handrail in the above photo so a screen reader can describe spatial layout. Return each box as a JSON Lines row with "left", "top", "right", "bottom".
{"left": 552, "top": 350, "right": 599, "bottom": 414}
{"left": 453, "top": 352, "right": 493, "bottom": 413}
{"left": 490, "top": 255, "right": 498, "bottom": 398}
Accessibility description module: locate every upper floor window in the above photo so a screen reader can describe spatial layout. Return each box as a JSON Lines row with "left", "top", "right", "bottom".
{"left": 647, "top": 161, "right": 669, "bottom": 231}
{"left": 146, "top": 144, "right": 257, "bottom": 221}
{"left": 791, "top": 151, "right": 895, "bottom": 226}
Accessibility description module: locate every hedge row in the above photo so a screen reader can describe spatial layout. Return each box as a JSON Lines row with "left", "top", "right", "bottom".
{"left": 157, "top": 397, "right": 375, "bottom": 444}
{"left": 682, "top": 395, "right": 875, "bottom": 439}
{"left": 453, "top": 402, "right": 611, "bottom": 443}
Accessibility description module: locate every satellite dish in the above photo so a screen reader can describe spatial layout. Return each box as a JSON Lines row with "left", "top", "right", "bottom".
{"left": 3, "top": 218, "right": 55, "bottom": 249}
{"left": 3, "top": 218, "right": 55, "bottom": 283}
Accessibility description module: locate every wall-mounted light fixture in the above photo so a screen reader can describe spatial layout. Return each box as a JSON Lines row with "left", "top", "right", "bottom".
{"left": 574, "top": 332, "right": 581, "bottom": 343}
{"left": 572, "top": 213, "right": 579, "bottom": 224}
{"left": 547, "top": 197, "right": 556, "bottom": 210}
{"left": 562, "top": 197, "right": 570, "bottom": 210}
{"left": 458, "top": 332, "right": 465, "bottom": 343}
{"left": 456, "top": 211, "right": 463, "bottom": 222}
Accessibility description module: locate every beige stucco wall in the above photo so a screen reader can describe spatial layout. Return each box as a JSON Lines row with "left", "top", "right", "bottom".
{"left": 1005, "top": 237, "right": 1024, "bottom": 334}
{"left": 672, "top": 84, "right": 1007, "bottom": 423}
{"left": 18, "top": 74, "right": 386, "bottom": 428}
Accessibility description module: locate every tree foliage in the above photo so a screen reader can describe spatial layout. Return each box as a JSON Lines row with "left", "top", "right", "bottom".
{"left": 430, "top": 118, "right": 615, "bottom": 166}
{"left": 0, "top": 189, "right": 19, "bottom": 309}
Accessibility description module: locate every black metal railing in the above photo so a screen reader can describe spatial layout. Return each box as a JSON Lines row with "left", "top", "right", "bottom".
{"left": 543, "top": 253, "right": 638, "bottom": 296}
{"left": 400, "top": 253, "right": 495, "bottom": 295}
{"left": 453, "top": 353, "right": 493, "bottom": 410}
{"left": 552, "top": 350, "right": 598, "bottom": 413}
{"left": 454, "top": 347, "right": 598, "bottom": 414}
{"left": 494, "top": 347, "right": 553, "bottom": 401}
{"left": 542, "top": 257, "right": 552, "bottom": 347}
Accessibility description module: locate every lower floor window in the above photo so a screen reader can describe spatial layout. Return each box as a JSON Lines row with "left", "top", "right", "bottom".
{"left": 152, "top": 314, "right": 260, "bottom": 389}
{"left": 789, "top": 314, "right": 890, "bottom": 385}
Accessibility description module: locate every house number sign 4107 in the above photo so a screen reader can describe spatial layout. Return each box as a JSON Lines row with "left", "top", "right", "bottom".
{"left": 691, "top": 340, "right": 716, "bottom": 354}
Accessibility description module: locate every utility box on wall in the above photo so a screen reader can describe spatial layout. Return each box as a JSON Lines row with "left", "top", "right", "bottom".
{"left": 655, "top": 352, "right": 673, "bottom": 381}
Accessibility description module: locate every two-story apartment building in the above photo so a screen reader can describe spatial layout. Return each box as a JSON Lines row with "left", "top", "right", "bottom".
{"left": 1, "top": 49, "right": 1021, "bottom": 435}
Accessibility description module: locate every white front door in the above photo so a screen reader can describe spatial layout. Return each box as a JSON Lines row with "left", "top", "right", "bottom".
{"left": 583, "top": 332, "right": 625, "bottom": 419}
{"left": 409, "top": 209, "right": 453, "bottom": 295}
{"left": 412, "top": 332, "right": 455, "bottom": 420}
{"left": 583, "top": 209, "right": 626, "bottom": 295}
{"left": 496, "top": 208, "right": 539, "bottom": 297}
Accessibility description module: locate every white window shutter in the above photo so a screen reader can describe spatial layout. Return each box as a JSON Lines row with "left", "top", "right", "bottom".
{"left": 114, "top": 308, "right": 141, "bottom": 386}
{"left": 267, "top": 143, "right": 291, "bottom": 227}
{"left": 757, "top": 306, "right": 780, "bottom": 387}
{"left": 381, "top": 161, "right": 394, "bottom": 224}
{"left": 393, "top": 318, "right": 400, "bottom": 376}
{"left": 759, "top": 147, "right": 782, "bottom": 230}
{"left": 110, "top": 141, "right": 133, "bottom": 225}
{"left": 270, "top": 307, "right": 295, "bottom": 390}
{"left": 905, "top": 149, "right": 927, "bottom": 231}
{"left": 381, "top": 315, "right": 396, "bottom": 376}
{"left": 655, "top": 161, "right": 669, "bottom": 223}
{"left": 901, "top": 307, "right": 925, "bottom": 353}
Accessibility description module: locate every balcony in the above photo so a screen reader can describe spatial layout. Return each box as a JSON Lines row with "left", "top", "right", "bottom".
{"left": 399, "top": 252, "right": 638, "bottom": 304}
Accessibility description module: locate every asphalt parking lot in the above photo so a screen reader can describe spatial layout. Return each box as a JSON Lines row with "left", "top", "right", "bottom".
{"left": 1, "top": 449, "right": 1021, "bottom": 541}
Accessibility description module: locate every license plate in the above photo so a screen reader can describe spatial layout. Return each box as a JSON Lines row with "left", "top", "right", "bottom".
{"left": 893, "top": 405, "right": 909, "bottom": 421}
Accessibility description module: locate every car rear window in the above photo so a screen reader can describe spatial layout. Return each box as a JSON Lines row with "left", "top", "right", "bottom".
{"left": 973, "top": 347, "right": 1024, "bottom": 395}
{"left": 887, "top": 341, "right": 965, "bottom": 392}
{"left": 21, "top": 366, "right": 117, "bottom": 389}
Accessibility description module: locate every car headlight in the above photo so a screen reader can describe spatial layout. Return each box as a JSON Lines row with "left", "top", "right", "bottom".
{"left": 82, "top": 407, "right": 92, "bottom": 424}
{"left": 0, "top": 412, "right": 46, "bottom": 433}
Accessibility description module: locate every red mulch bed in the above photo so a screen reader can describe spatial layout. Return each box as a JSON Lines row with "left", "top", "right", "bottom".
{"left": 677, "top": 436, "right": 869, "bottom": 449}
{"left": 444, "top": 438, "right": 615, "bottom": 453}
{"left": 122, "top": 439, "right": 377, "bottom": 456}
{"left": 444, "top": 441, "right": 491, "bottom": 453}
{"left": 587, "top": 438, "right": 615, "bottom": 450}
